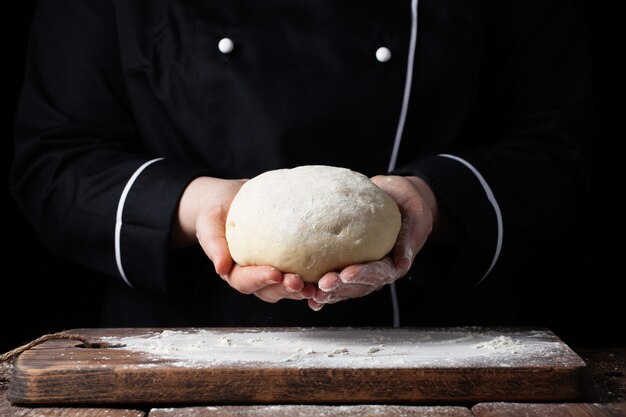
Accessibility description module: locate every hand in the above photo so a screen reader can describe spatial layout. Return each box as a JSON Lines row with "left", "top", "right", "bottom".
{"left": 308, "top": 175, "right": 438, "bottom": 311}
{"left": 172, "top": 177, "right": 315, "bottom": 303}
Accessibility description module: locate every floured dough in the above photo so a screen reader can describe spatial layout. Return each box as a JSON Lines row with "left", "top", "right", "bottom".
{"left": 225, "top": 165, "right": 402, "bottom": 283}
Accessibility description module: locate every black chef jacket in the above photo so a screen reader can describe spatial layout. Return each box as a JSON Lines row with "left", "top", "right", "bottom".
{"left": 11, "top": 0, "right": 591, "bottom": 328}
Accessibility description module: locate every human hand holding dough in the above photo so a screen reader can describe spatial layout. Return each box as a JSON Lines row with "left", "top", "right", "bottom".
{"left": 225, "top": 165, "right": 402, "bottom": 283}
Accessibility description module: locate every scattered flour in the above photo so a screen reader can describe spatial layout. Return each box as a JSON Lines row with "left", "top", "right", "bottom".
{"left": 99, "top": 327, "right": 578, "bottom": 370}
{"left": 217, "top": 335, "right": 232, "bottom": 346}
{"left": 327, "top": 348, "right": 350, "bottom": 357}
{"left": 367, "top": 346, "right": 382, "bottom": 354}
{"left": 473, "top": 335, "right": 522, "bottom": 353}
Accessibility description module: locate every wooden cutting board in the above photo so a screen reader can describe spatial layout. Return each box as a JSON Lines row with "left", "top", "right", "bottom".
{"left": 7, "top": 327, "right": 591, "bottom": 405}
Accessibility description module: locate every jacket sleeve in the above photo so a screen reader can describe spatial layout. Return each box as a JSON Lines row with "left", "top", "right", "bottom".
{"left": 394, "top": 1, "right": 591, "bottom": 289}
{"left": 10, "top": 0, "right": 206, "bottom": 293}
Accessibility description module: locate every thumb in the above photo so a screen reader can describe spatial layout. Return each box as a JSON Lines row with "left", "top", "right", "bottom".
{"left": 196, "top": 205, "right": 234, "bottom": 276}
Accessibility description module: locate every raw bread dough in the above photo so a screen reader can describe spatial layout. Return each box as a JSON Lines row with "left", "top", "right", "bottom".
{"left": 225, "top": 165, "right": 402, "bottom": 283}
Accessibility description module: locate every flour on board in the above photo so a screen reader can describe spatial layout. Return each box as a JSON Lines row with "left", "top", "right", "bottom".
{"left": 101, "top": 328, "right": 577, "bottom": 369}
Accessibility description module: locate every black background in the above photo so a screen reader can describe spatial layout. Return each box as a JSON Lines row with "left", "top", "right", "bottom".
{"left": 2, "top": 1, "right": 624, "bottom": 352}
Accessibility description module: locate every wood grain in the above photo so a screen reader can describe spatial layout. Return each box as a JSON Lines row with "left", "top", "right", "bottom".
{"left": 1, "top": 385, "right": 145, "bottom": 417}
{"left": 147, "top": 405, "right": 473, "bottom": 417}
{"left": 577, "top": 347, "right": 626, "bottom": 403}
{"left": 472, "top": 402, "right": 626, "bottom": 417}
{"left": 7, "top": 327, "right": 592, "bottom": 405}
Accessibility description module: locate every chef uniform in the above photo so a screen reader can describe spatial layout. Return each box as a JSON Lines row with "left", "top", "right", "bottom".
{"left": 11, "top": 0, "right": 590, "bottom": 328}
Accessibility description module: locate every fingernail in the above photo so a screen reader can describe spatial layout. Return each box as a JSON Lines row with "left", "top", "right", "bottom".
{"left": 313, "top": 292, "right": 332, "bottom": 303}
{"left": 311, "top": 303, "right": 324, "bottom": 312}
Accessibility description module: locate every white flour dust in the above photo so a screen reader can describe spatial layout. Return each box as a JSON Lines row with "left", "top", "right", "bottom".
{"left": 474, "top": 335, "right": 522, "bottom": 353}
{"left": 101, "top": 328, "right": 576, "bottom": 369}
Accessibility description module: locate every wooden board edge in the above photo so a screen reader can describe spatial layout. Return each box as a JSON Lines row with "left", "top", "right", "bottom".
{"left": 7, "top": 365, "right": 593, "bottom": 406}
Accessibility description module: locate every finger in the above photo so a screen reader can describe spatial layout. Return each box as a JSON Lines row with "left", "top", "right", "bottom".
{"left": 282, "top": 273, "right": 305, "bottom": 292}
{"left": 339, "top": 257, "right": 399, "bottom": 286}
{"left": 318, "top": 294, "right": 350, "bottom": 305}
{"left": 313, "top": 283, "right": 379, "bottom": 302}
{"left": 392, "top": 201, "right": 431, "bottom": 272}
{"left": 308, "top": 299, "right": 324, "bottom": 311}
{"left": 335, "top": 283, "right": 381, "bottom": 298}
{"left": 317, "top": 272, "right": 342, "bottom": 292}
{"left": 311, "top": 288, "right": 333, "bottom": 304}
{"left": 254, "top": 283, "right": 306, "bottom": 303}
{"left": 252, "top": 273, "right": 309, "bottom": 303}
{"left": 308, "top": 293, "right": 350, "bottom": 311}
{"left": 196, "top": 205, "right": 233, "bottom": 276}
{"left": 300, "top": 283, "right": 317, "bottom": 299}
{"left": 392, "top": 214, "right": 417, "bottom": 272}
{"left": 227, "top": 264, "right": 283, "bottom": 294}
{"left": 371, "top": 175, "right": 433, "bottom": 273}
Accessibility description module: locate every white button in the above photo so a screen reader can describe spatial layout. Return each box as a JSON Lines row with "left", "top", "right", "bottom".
{"left": 376, "top": 47, "right": 392, "bottom": 63}
{"left": 218, "top": 38, "right": 234, "bottom": 54}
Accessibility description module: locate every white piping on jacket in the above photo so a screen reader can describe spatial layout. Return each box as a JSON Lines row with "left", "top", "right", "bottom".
{"left": 387, "top": 0, "right": 419, "bottom": 328}
{"left": 439, "top": 154, "right": 503, "bottom": 284}
{"left": 115, "top": 158, "right": 164, "bottom": 288}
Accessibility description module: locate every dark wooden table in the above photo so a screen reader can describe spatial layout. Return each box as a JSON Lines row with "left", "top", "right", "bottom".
{"left": 1, "top": 344, "right": 624, "bottom": 417}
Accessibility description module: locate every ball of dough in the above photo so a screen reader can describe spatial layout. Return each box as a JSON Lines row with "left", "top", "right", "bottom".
{"left": 225, "top": 165, "right": 402, "bottom": 283}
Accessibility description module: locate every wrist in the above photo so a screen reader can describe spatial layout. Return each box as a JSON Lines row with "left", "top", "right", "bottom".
{"left": 405, "top": 176, "right": 459, "bottom": 245}
{"left": 171, "top": 176, "right": 215, "bottom": 248}
{"left": 406, "top": 176, "right": 439, "bottom": 230}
